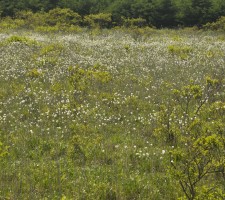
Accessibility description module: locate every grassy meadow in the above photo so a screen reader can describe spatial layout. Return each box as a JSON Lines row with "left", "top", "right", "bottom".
{"left": 0, "top": 28, "right": 225, "bottom": 199}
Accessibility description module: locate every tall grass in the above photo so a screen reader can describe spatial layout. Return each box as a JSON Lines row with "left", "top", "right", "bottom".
{"left": 0, "top": 29, "right": 225, "bottom": 199}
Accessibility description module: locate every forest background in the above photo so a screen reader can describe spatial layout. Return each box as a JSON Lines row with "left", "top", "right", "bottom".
{"left": 1, "top": 0, "right": 225, "bottom": 28}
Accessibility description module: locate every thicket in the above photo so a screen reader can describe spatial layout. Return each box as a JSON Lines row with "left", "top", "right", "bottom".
{"left": 0, "top": 0, "right": 225, "bottom": 28}
{"left": 203, "top": 16, "right": 225, "bottom": 31}
{"left": 0, "top": 7, "right": 225, "bottom": 32}
{"left": 0, "top": 8, "right": 153, "bottom": 32}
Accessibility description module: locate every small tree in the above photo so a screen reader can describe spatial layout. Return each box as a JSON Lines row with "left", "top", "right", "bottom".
{"left": 154, "top": 77, "right": 225, "bottom": 199}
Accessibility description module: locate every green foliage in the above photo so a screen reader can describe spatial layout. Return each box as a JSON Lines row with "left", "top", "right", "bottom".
{"left": 203, "top": 16, "right": 225, "bottom": 31}
{"left": 6, "top": 35, "right": 35, "bottom": 44}
{"left": 15, "top": 10, "right": 49, "bottom": 28}
{"left": 176, "top": 0, "right": 214, "bottom": 26}
{"left": 168, "top": 45, "right": 192, "bottom": 59}
{"left": 26, "top": 68, "right": 43, "bottom": 79}
{"left": 153, "top": 0, "right": 178, "bottom": 27}
{"left": 0, "top": 35, "right": 38, "bottom": 47}
{"left": 122, "top": 17, "right": 147, "bottom": 28}
{"left": 1, "top": 0, "right": 225, "bottom": 28}
{"left": 15, "top": 9, "right": 82, "bottom": 32}
{"left": 0, "top": 140, "right": 8, "bottom": 159}
{"left": 68, "top": 64, "right": 112, "bottom": 99}
{"left": 84, "top": 13, "right": 112, "bottom": 28}
{"left": 154, "top": 78, "right": 225, "bottom": 199}
{"left": 0, "top": 16, "right": 25, "bottom": 30}
{"left": 47, "top": 8, "right": 82, "bottom": 26}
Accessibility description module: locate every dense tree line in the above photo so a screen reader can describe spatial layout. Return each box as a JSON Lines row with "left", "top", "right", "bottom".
{"left": 0, "top": 0, "right": 225, "bottom": 27}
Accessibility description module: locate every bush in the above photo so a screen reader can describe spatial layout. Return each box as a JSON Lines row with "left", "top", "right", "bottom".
{"left": 15, "top": 10, "right": 48, "bottom": 28}
{"left": 15, "top": 9, "right": 82, "bottom": 32}
{"left": 46, "top": 8, "right": 82, "bottom": 26}
{"left": 84, "top": 13, "right": 112, "bottom": 28}
{"left": 0, "top": 17, "right": 25, "bottom": 30}
{"left": 121, "top": 17, "right": 147, "bottom": 28}
{"left": 154, "top": 78, "right": 225, "bottom": 199}
{"left": 203, "top": 16, "right": 225, "bottom": 31}
{"left": 5, "top": 35, "right": 37, "bottom": 45}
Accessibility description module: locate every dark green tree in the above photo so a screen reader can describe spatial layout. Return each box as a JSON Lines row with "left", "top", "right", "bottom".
{"left": 75, "top": 0, "right": 96, "bottom": 15}
{"left": 0, "top": 0, "right": 20, "bottom": 16}
{"left": 58, "top": 0, "right": 79, "bottom": 12}
{"left": 108, "top": 0, "right": 135, "bottom": 24}
{"left": 180, "top": 0, "right": 213, "bottom": 26}
{"left": 152, "top": 0, "right": 177, "bottom": 27}
{"left": 46, "top": 0, "right": 60, "bottom": 10}
{"left": 130, "top": 0, "right": 155, "bottom": 25}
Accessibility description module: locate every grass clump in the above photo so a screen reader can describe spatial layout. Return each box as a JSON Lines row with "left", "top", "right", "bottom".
{"left": 0, "top": 35, "right": 39, "bottom": 46}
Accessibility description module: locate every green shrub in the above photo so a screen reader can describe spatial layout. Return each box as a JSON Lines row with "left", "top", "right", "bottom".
{"left": 26, "top": 68, "right": 43, "bottom": 79}
{"left": 15, "top": 10, "right": 35, "bottom": 25}
{"left": 84, "top": 13, "right": 112, "bottom": 28}
{"left": 15, "top": 10, "right": 48, "bottom": 28}
{"left": 46, "top": 8, "right": 82, "bottom": 26}
{"left": 121, "top": 17, "right": 147, "bottom": 28}
{"left": 0, "top": 17, "right": 25, "bottom": 30}
{"left": 34, "top": 25, "right": 60, "bottom": 32}
{"left": 29, "top": 12, "right": 48, "bottom": 28}
{"left": 203, "top": 16, "right": 225, "bottom": 31}
{"left": 168, "top": 44, "right": 192, "bottom": 59}
{"left": 154, "top": 78, "right": 225, "bottom": 199}
{"left": 3, "top": 35, "right": 38, "bottom": 46}
{"left": 0, "top": 140, "right": 8, "bottom": 159}
{"left": 15, "top": 9, "right": 82, "bottom": 32}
